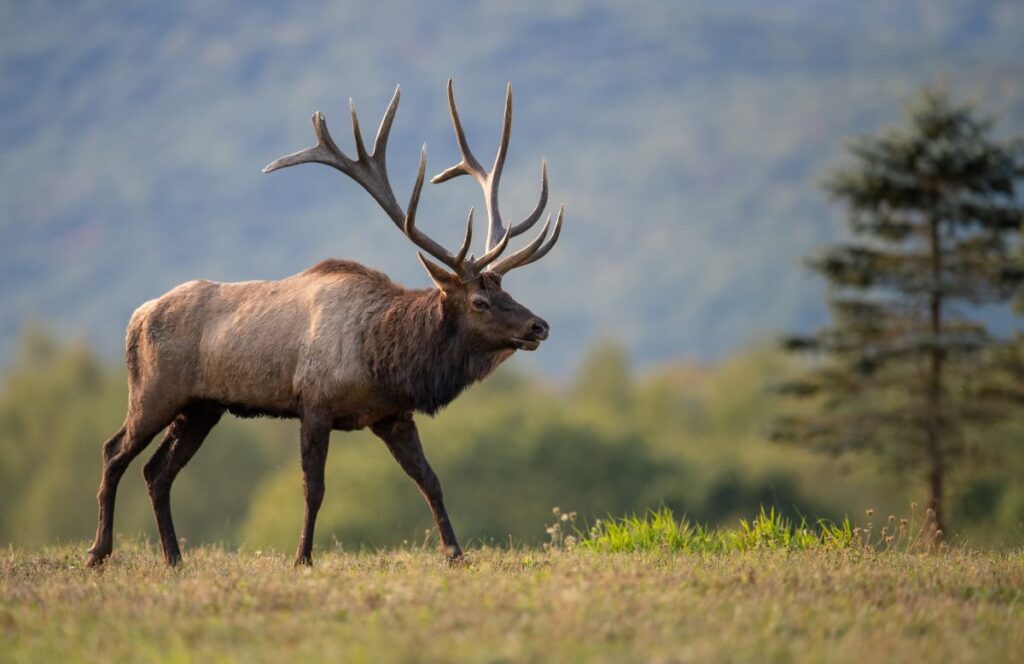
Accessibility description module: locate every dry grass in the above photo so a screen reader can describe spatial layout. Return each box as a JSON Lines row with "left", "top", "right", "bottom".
{"left": 2, "top": 542, "right": 1023, "bottom": 663}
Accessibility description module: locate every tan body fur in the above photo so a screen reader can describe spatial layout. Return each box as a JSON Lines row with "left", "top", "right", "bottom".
{"left": 127, "top": 261, "right": 419, "bottom": 429}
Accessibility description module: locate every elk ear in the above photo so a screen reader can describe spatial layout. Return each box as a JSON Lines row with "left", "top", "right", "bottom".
{"left": 417, "top": 252, "right": 459, "bottom": 291}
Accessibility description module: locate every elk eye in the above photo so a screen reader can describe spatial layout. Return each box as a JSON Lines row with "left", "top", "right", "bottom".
{"left": 471, "top": 298, "right": 490, "bottom": 311}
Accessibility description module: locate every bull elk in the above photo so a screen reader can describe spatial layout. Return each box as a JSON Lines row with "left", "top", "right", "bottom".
{"left": 86, "top": 80, "right": 564, "bottom": 568}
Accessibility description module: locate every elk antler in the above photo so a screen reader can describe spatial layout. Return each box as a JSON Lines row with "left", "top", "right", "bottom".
{"left": 264, "top": 82, "right": 563, "bottom": 280}
{"left": 263, "top": 86, "right": 475, "bottom": 279}
{"left": 488, "top": 205, "right": 564, "bottom": 275}
{"left": 432, "top": 79, "right": 561, "bottom": 275}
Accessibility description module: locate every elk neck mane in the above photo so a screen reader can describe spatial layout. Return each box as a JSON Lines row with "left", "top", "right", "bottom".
{"left": 360, "top": 276, "right": 507, "bottom": 416}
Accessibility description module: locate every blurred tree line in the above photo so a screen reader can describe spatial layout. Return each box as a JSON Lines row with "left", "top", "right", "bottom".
{"left": 3, "top": 324, "right": 1024, "bottom": 552}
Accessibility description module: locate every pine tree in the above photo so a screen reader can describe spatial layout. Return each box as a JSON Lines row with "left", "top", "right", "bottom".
{"left": 773, "top": 88, "right": 1024, "bottom": 535}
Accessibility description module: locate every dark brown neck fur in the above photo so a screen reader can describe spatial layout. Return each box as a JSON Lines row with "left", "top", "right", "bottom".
{"left": 364, "top": 287, "right": 504, "bottom": 415}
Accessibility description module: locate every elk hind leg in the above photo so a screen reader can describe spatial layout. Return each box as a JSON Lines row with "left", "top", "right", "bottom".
{"left": 86, "top": 407, "right": 175, "bottom": 568}
{"left": 143, "top": 402, "right": 223, "bottom": 567}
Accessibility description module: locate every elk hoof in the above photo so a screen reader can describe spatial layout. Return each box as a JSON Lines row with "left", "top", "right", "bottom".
{"left": 85, "top": 550, "right": 109, "bottom": 569}
{"left": 443, "top": 545, "right": 465, "bottom": 567}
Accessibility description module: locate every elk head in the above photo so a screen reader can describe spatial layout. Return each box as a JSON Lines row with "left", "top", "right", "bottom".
{"left": 263, "top": 79, "right": 563, "bottom": 353}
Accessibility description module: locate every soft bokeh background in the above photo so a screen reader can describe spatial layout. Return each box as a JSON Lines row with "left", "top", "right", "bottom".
{"left": 2, "top": 1, "right": 1023, "bottom": 551}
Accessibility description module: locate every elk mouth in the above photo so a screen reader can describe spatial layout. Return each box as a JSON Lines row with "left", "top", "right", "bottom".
{"left": 510, "top": 337, "right": 541, "bottom": 351}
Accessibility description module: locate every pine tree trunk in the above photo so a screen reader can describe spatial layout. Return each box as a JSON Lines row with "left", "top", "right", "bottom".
{"left": 927, "top": 447, "right": 944, "bottom": 537}
{"left": 926, "top": 217, "right": 946, "bottom": 538}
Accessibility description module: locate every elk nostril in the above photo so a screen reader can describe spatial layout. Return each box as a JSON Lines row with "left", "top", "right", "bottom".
{"left": 530, "top": 320, "right": 549, "bottom": 337}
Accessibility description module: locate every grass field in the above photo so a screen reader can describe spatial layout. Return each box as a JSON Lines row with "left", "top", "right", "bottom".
{"left": 3, "top": 536, "right": 1023, "bottom": 663}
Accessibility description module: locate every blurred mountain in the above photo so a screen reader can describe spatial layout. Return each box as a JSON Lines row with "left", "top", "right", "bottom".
{"left": 2, "top": 0, "right": 1023, "bottom": 375}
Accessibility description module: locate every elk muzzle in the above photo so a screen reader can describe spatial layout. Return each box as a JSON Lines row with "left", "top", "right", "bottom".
{"left": 511, "top": 317, "right": 549, "bottom": 351}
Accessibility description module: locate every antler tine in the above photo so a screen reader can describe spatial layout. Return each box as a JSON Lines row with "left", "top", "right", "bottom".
{"left": 479, "top": 82, "right": 513, "bottom": 251}
{"left": 403, "top": 146, "right": 472, "bottom": 275}
{"left": 491, "top": 82, "right": 512, "bottom": 184}
{"left": 470, "top": 220, "right": 514, "bottom": 272}
{"left": 263, "top": 111, "right": 354, "bottom": 175}
{"left": 489, "top": 213, "right": 551, "bottom": 275}
{"left": 371, "top": 85, "right": 400, "bottom": 160}
{"left": 491, "top": 205, "right": 564, "bottom": 276}
{"left": 509, "top": 160, "right": 548, "bottom": 238}
{"left": 513, "top": 204, "right": 564, "bottom": 269}
{"left": 349, "top": 99, "right": 369, "bottom": 161}
{"left": 431, "top": 79, "right": 486, "bottom": 184}
{"left": 264, "top": 88, "right": 409, "bottom": 227}
{"left": 454, "top": 208, "right": 474, "bottom": 267}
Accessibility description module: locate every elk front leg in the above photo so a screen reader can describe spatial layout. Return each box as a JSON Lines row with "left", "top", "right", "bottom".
{"left": 371, "top": 413, "right": 462, "bottom": 560}
{"left": 295, "top": 414, "right": 331, "bottom": 566}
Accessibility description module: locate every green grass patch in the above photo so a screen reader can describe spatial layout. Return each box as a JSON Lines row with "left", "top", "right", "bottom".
{"left": 576, "top": 506, "right": 851, "bottom": 552}
{"left": 574, "top": 505, "right": 943, "bottom": 553}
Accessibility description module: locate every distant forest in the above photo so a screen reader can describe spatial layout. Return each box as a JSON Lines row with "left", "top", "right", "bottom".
{"left": 3, "top": 327, "right": 1023, "bottom": 551}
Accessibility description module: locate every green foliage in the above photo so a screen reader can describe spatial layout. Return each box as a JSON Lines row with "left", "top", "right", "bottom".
{"left": 2, "top": 325, "right": 1024, "bottom": 551}
{"left": 579, "top": 502, "right": 967, "bottom": 555}
{"left": 776, "top": 87, "right": 1024, "bottom": 530}
{"left": 579, "top": 506, "right": 851, "bottom": 553}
